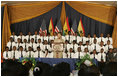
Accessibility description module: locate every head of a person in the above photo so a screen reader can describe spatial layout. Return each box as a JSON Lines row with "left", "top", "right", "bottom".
{"left": 19, "top": 46, "right": 23, "bottom": 51}
{"left": 77, "top": 47, "right": 81, "bottom": 52}
{"left": 20, "top": 32, "right": 23, "bottom": 36}
{"left": 100, "top": 33, "right": 103, "bottom": 37}
{"left": 73, "top": 40, "right": 76, "bottom": 44}
{"left": 17, "top": 38, "right": 21, "bottom": 43}
{"left": 24, "top": 39, "right": 27, "bottom": 43}
{"left": 84, "top": 48, "right": 88, "bottom": 53}
{"left": 10, "top": 37, "right": 13, "bottom": 42}
{"left": 65, "top": 40, "right": 68, "bottom": 44}
{"left": 100, "top": 41, "right": 104, "bottom": 46}
{"left": 37, "top": 47, "right": 41, "bottom": 51}
{"left": 43, "top": 40, "right": 47, "bottom": 44}
{"left": 57, "top": 32, "right": 62, "bottom": 39}
{"left": 86, "top": 41, "right": 89, "bottom": 45}
{"left": 75, "top": 32, "right": 78, "bottom": 36}
{"left": 81, "top": 33, "right": 84, "bottom": 37}
{"left": 54, "top": 32, "right": 57, "bottom": 36}
{"left": 93, "top": 49, "right": 96, "bottom": 54}
{"left": 31, "top": 38, "right": 34, "bottom": 43}
{"left": 69, "top": 48, "right": 73, "bottom": 53}
{"left": 109, "top": 48, "right": 113, "bottom": 53}
{"left": 107, "top": 40, "right": 110, "bottom": 45}
{"left": 68, "top": 31, "right": 71, "bottom": 35}
{"left": 93, "top": 34, "right": 96, "bottom": 38}
{"left": 38, "top": 39, "right": 41, "bottom": 43}
{"left": 13, "top": 46, "right": 16, "bottom": 51}
{"left": 100, "top": 48, "right": 104, "bottom": 53}
{"left": 107, "top": 34, "right": 110, "bottom": 37}
{"left": 28, "top": 47, "right": 32, "bottom": 51}
{"left": 5, "top": 47, "right": 9, "bottom": 51}
{"left": 93, "top": 39, "right": 97, "bottom": 44}
{"left": 79, "top": 41, "right": 83, "bottom": 45}
{"left": 12, "top": 32, "right": 15, "bottom": 35}
{"left": 88, "top": 34, "right": 90, "bottom": 38}
{"left": 28, "top": 32, "right": 31, "bottom": 35}
{"left": 35, "top": 31, "right": 37, "bottom": 35}
{"left": 51, "top": 40, "right": 54, "bottom": 44}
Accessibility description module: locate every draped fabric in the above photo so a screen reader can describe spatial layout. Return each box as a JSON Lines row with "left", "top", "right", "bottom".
{"left": 8, "top": 1, "right": 61, "bottom": 24}
{"left": 2, "top": 4, "right": 11, "bottom": 52}
{"left": 66, "top": 1, "right": 117, "bottom": 26}
{"left": 112, "top": 16, "right": 117, "bottom": 48}
{"left": 1, "top": 6, "right": 4, "bottom": 37}
{"left": 65, "top": 3, "right": 113, "bottom": 37}
{"left": 10, "top": 2, "right": 62, "bottom": 35}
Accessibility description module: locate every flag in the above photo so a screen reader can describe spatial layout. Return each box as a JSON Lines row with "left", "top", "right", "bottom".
{"left": 49, "top": 17, "right": 54, "bottom": 36}
{"left": 78, "top": 17, "right": 85, "bottom": 36}
{"left": 55, "top": 19, "right": 62, "bottom": 33}
{"left": 63, "top": 17, "right": 70, "bottom": 36}
{"left": 39, "top": 19, "right": 47, "bottom": 36}
{"left": 71, "top": 19, "right": 77, "bottom": 35}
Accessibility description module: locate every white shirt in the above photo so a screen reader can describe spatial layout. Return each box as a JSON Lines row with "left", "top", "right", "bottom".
{"left": 65, "top": 35, "right": 72, "bottom": 43}
{"left": 84, "top": 45, "right": 91, "bottom": 52}
{"left": 99, "top": 45, "right": 105, "bottom": 52}
{"left": 91, "top": 37, "right": 99, "bottom": 44}
{"left": 91, "top": 44, "right": 100, "bottom": 52}
{"left": 90, "top": 54, "right": 98, "bottom": 60}
{"left": 36, "top": 43, "right": 43, "bottom": 50}
{"left": 77, "top": 36, "right": 86, "bottom": 44}
{"left": 105, "top": 37, "right": 112, "bottom": 45}
{"left": 44, "top": 51, "right": 53, "bottom": 58}
{"left": 3, "top": 51, "right": 12, "bottom": 59}
{"left": 42, "top": 44, "right": 52, "bottom": 52}
{"left": 104, "top": 45, "right": 113, "bottom": 53}
{"left": 17, "top": 35, "right": 25, "bottom": 42}
{"left": 97, "top": 52, "right": 106, "bottom": 62}
{"left": 62, "top": 36, "right": 65, "bottom": 42}
{"left": 7, "top": 42, "right": 16, "bottom": 49}
{"left": 63, "top": 52, "right": 68, "bottom": 58}
{"left": 26, "top": 35, "right": 33, "bottom": 43}
{"left": 10, "top": 35, "right": 17, "bottom": 42}
{"left": 70, "top": 44, "right": 78, "bottom": 52}
{"left": 77, "top": 52, "right": 84, "bottom": 59}
{"left": 85, "top": 37, "right": 92, "bottom": 45}
{"left": 78, "top": 45, "right": 84, "bottom": 52}
{"left": 11, "top": 50, "right": 20, "bottom": 59}
{"left": 83, "top": 52, "right": 90, "bottom": 56}
{"left": 22, "top": 43, "right": 28, "bottom": 51}
{"left": 19, "top": 51, "right": 26, "bottom": 58}
{"left": 32, "top": 35, "right": 39, "bottom": 43}
{"left": 28, "top": 43, "right": 37, "bottom": 51}
{"left": 16, "top": 43, "right": 23, "bottom": 50}
{"left": 98, "top": 37, "right": 106, "bottom": 45}
{"left": 32, "top": 50, "right": 41, "bottom": 58}
{"left": 25, "top": 51, "right": 34, "bottom": 58}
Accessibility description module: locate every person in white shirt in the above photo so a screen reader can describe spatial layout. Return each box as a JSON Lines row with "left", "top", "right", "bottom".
{"left": 3, "top": 47, "right": 12, "bottom": 59}
{"left": 91, "top": 34, "right": 99, "bottom": 44}
{"left": 44, "top": 50, "right": 53, "bottom": 58}
{"left": 84, "top": 41, "right": 91, "bottom": 52}
{"left": 97, "top": 48, "right": 106, "bottom": 62}
{"left": 91, "top": 39, "right": 100, "bottom": 53}
{"left": 63, "top": 50, "right": 69, "bottom": 58}
{"left": 26, "top": 46, "right": 33, "bottom": 58}
{"left": 28, "top": 38, "right": 37, "bottom": 51}
{"left": 99, "top": 41, "right": 105, "bottom": 52}
{"left": 16, "top": 38, "right": 23, "bottom": 51}
{"left": 86, "top": 34, "right": 92, "bottom": 45}
{"left": 78, "top": 41, "right": 84, "bottom": 52}
{"left": 22, "top": 39, "right": 28, "bottom": 51}
{"left": 105, "top": 34, "right": 112, "bottom": 45}
{"left": 71, "top": 40, "right": 78, "bottom": 52}
{"left": 65, "top": 31, "right": 72, "bottom": 43}
{"left": 32, "top": 31, "right": 39, "bottom": 43}
{"left": 83, "top": 48, "right": 90, "bottom": 56}
{"left": 19, "top": 46, "right": 26, "bottom": 58}
{"left": 90, "top": 49, "right": 98, "bottom": 60}
{"left": 63, "top": 40, "right": 70, "bottom": 53}
{"left": 53, "top": 32, "right": 57, "bottom": 40}
{"left": 42, "top": 40, "right": 51, "bottom": 52}
{"left": 17, "top": 32, "right": 25, "bottom": 43}
{"left": 105, "top": 40, "right": 113, "bottom": 53}
{"left": 77, "top": 47, "right": 84, "bottom": 59}
{"left": 36, "top": 39, "right": 43, "bottom": 51}
{"left": 11, "top": 46, "right": 19, "bottom": 60}
{"left": 10, "top": 32, "right": 17, "bottom": 42}
{"left": 33, "top": 46, "right": 41, "bottom": 58}
{"left": 26, "top": 32, "right": 33, "bottom": 43}
{"left": 98, "top": 33, "right": 105, "bottom": 45}
{"left": 68, "top": 48, "right": 74, "bottom": 58}
{"left": 7, "top": 37, "right": 16, "bottom": 51}
{"left": 80, "top": 33, "right": 86, "bottom": 45}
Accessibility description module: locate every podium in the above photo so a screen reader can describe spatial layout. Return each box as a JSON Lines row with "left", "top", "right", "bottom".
{"left": 52, "top": 43, "right": 64, "bottom": 58}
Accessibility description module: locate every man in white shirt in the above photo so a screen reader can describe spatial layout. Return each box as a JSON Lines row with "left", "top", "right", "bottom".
{"left": 44, "top": 50, "right": 53, "bottom": 58}
{"left": 99, "top": 41, "right": 105, "bottom": 52}
{"left": 10, "top": 32, "right": 17, "bottom": 42}
{"left": 91, "top": 39, "right": 100, "bottom": 53}
{"left": 90, "top": 49, "right": 98, "bottom": 60}
{"left": 91, "top": 34, "right": 99, "bottom": 44}
{"left": 26, "top": 32, "right": 33, "bottom": 43}
{"left": 71, "top": 40, "right": 78, "bottom": 52}
{"left": 86, "top": 34, "right": 92, "bottom": 45}
{"left": 63, "top": 40, "right": 70, "bottom": 52}
{"left": 17, "top": 32, "right": 25, "bottom": 43}
{"left": 77, "top": 47, "right": 84, "bottom": 59}
{"left": 78, "top": 41, "right": 84, "bottom": 52}
{"left": 26, "top": 46, "right": 34, "bottom": 58}
{"left": 32, "top": 31, "right": 39, "bottom": 43}
{"left": 63, "top": 50, "right": 68, "bottom": 58}
{"left": 7, "top": 37, "right": 16, "bottom": 51}
{"left": 28, "top": 38, "right": 37, "bottom": 51}
{"left": 84, "top": 41, "right": 91, "bottom": 52}
{"left": 42, "top": 40, "right": 51, "bottom": 52}
{"left": 11, "top": 46, "right": 19, "bottom": 60}
{"left": 68, "top": 48, "right": 74, "bottom": 58}
{"left": 83, "top": 48, "right": 90, "bottom": 56}
{"left": 65, "top": 31, "right": 72, "bottom": 43}
{"left": 22, "top": 39, "right": 28, "bottom": 51}
{"left": 80, "top": 33, "right": 86, "bottom": 45}
{"left": 16, "top": 38, "right": 23, "bottom": 51}
{"left": 19, "top": 46, "right": 26, "bottom": 58}
{"left": 3, "top": 47, "right": 12, "bottom": 59}
{"left": 98, "top": 33, "right": 105, "bottom": 45}
{"left": 105, "top": 40, "right": 113, "bottom": 53}
{"left": 36, "top": 39, "right": 43, "bottom": 51}
{"left": 33, "top": 46, "right": 41, "bottom": 58}
{"left": 105, "top": 34, "right": 112, "bottom": 45}
{"left": 97, "top": 48, "right": 106, "bottom": 62}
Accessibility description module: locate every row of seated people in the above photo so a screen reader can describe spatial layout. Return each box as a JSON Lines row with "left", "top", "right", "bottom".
{"left": 10, "top": 32, "right": 112, "bottom": 45}
{"left": 7, "top": 36, "right": 113, "bottom": 54}
{"left": 3, "top": 45, "right": 116, "bottom": 63}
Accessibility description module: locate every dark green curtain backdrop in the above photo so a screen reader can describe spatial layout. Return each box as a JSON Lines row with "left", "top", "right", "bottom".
{"left": 10, "top": 2, "right": 113, "bottom": 37}
{"left": 10, "top": 2, "right": 62, "bottom": 36}
{"left": 65, "top": 3, "right": 113, "bottom": 37}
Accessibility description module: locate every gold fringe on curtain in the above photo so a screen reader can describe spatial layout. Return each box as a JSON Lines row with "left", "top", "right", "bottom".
{"left": 66, "top": 1, "right": 116, "bottom": 26}
{"left": 2, "top": 4, "right": 11, "bottom": 52}
{"left": 60, "top": 1, "right": 66, "bottom": 26}
{"left": 112, "top": 16, "right": 117, "bottom": 48}
{"left": 8, "top": 1, "right": 61, "bottom": 24}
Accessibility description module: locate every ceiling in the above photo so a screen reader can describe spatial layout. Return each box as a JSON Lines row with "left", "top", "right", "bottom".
{"left": 1, "top": 1, "right": 117, "bottom": 7}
